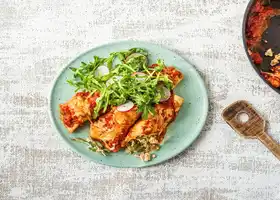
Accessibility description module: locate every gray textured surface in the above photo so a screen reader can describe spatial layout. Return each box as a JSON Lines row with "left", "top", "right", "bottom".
{"left": 1, "top": 0, "right": 280, "bottom": 199}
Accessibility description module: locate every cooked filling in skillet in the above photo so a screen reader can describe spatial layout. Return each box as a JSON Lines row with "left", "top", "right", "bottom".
{"left": 246, "top": 0, "right": 280, "bottom": 87}
{"left": 59, "top": 48, "right": 184, "bottom": 161}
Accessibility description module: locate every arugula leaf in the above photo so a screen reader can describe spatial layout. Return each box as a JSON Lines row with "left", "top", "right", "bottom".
{"left": 106, "top": 48, "right": 148, "bottom": 69}
{"left": 125, "top": 54, "right": 147, "bottom": 71}
{"left": 154, "top": 59, "right": 165, "bottom": 72}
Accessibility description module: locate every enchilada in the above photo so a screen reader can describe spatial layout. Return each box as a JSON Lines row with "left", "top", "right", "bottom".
{"left": 122, "top": 94, "right": 184, "bottom": 153}
{"left": 90, "top": 105, "right": 141, "bottom": 152}
{"left": 59, "top": 92, "right": 100, "bottom": 133}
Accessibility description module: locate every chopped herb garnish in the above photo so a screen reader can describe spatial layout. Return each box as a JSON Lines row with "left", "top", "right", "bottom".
{"left": 72, "top": 137, "right": 110, "bottom": 156}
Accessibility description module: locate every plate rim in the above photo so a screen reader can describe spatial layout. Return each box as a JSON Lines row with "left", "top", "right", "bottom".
{"left": 48, "top": 40, "right": 209, "bottom": 168}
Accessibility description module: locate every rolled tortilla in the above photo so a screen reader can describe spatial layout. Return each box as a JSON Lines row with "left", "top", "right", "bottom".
{"left": 162, "top": 66, "right": 184, "bottom": 88}
{"left": 90, "top": 106, "right": 141, "bottom": 152}
{"left": 59, "top": 92, "right": 99, "bottom": 133}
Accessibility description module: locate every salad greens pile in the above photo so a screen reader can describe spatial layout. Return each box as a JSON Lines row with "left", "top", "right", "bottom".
{"left": 67, "top": 48, "right": 172, "bottom": 119}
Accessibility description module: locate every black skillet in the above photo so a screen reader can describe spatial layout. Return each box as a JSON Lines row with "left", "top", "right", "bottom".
{"left": 242, "top": 0, "right": 280, "bottom": 94}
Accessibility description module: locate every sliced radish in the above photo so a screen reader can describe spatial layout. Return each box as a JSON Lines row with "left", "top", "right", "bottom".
{"left": 106, "top": 75, "right": 122, "bottom": 86}
{"left": 117, "top": 101, "right": 134, "bottom": 112}
{"left": 132, "top": 72, "right": 146, "bottom": 81}
{"left": 95, "top": 65, "right": 109, "bottom": 77}
{"left": 159, "top": 86, "right": 171, "bottom": 102}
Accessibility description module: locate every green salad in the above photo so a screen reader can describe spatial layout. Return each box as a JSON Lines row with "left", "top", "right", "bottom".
{"left": 67, "top": 48, "right": 173, "bottom": 119}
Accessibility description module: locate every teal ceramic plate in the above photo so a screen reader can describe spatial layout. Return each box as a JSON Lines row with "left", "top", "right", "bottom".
{"left": 49, "top": 41, "right": 208, "bottom": 168}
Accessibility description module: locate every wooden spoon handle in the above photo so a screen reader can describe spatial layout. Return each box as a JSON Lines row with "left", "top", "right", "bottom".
{"left": 258, "top": 132, "right": 280, "bottom": 160}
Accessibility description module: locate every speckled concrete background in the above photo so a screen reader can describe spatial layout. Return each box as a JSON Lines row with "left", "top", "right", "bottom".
{"left": 1, "top": 0, "right": 280, "bottom": 199}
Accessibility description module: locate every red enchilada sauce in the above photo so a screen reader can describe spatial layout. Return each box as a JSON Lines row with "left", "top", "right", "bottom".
{"left": 60, "top": 92, "right": 100, "bottom": 128}
{"left": 60, "top": 104, "right": 80, "bottom": 128}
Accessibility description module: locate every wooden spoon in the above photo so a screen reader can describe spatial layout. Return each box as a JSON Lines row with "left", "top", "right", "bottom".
{"left": 222, "top": 100, "right": 280, "bottom": 160}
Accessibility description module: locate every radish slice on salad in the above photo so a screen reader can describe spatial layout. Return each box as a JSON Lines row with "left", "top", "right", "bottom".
{"left": 132, "top": 72, "right": 146, "bottom": 81}
{"left": 95, "top": 65, "right": 109, "bottom": 77}
{"left": 117, "top": 101, "right": 134, "bottom": 112}
{"left": 159, "top": 86, "right": 171, "bottom": 102}
{"left": 106, "top": 75, "right": 122, "bottom": 86}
